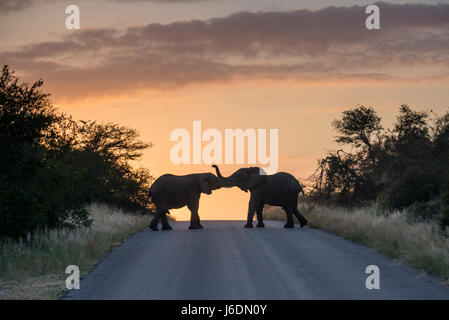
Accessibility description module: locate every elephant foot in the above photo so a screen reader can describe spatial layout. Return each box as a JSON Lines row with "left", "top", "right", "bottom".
{"left": 244, "top": 223, "right": 253, "bottom": 228}
{"left": 189, "top": 224, "right": 203, "bottom": 229}
{"left": 149, "top": 224, "right": 158, "bottom": 231}
{"left": 300, "top": 220, "right": 308, "bottom": 228}
{"left": 284, "top": 223, "right": 294, "bottom": 229}
{"left": 162, "top": 225, "right": 173, "bottom": 230}
{"left": 256, "top": 222, "right": 265, "bottom": 228}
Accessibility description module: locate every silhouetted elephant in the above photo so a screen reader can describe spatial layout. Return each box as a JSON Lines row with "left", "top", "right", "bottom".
{"left": 212, "top": 165, "right": 307, "bottom": 229}
{"left": 148, "top": 173, "right": 221, "bottom": 231}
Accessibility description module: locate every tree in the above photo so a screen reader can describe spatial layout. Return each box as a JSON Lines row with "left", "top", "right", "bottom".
{"left": 311, "top": 106, "right": 383, "bottom": 205}
{"left": 0, "top": 66, "right": 89, "bottom": 238}
{"left": 311, "top": 104, "right": 449, "bottom": 227}
{"left": 0, "top": 65, "right": 154, "bottom": 238}
{"left": 50, "top": 119, "right": 154, "bottom": 211}
{"left": 379, "top": 105, "right": 435, "bottom": 209}
{"left": 332, "top": 105, "right": 383, "bottom": 157}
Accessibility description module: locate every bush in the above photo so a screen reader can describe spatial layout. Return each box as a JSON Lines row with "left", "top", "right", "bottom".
{"left": 439, "top": 179, "right": 449, "bottom": 228}
{"left": 378, "top": 167, "right": 438, "bottom": 210}
{"left": 0, "top": 66, "right": 90, "bottom": 238}
{"left": 0, "top": 65, "right": 153, "bottom": 238}
{"left": 48, "top": 119, "right": 154, "bottom": 212}
{"left": 310, "top": 104, "right": 449, "bottom": 227}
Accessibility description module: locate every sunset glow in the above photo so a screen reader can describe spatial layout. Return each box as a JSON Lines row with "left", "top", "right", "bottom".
{"left": 2, "top": 0, "right": 448, "bottom": 220}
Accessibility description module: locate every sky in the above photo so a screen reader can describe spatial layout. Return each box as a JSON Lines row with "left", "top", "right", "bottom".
{"left": 1, "top": 0, "right": 449, "bottom": 220}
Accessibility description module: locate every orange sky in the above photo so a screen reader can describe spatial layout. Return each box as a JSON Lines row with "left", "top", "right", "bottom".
{"left": 1, "top": 1, "right": 448, "bottom": 220}
{"left": 60, "top": 80, "right": 449, "bottom": 220}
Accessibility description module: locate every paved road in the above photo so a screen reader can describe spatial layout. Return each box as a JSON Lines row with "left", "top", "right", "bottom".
{"left": 64, "top": 220, "right": 449, "bottom": 300}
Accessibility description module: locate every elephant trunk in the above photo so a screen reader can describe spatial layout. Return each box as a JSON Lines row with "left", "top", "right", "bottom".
{"left": 212, "top": 165, "right": 225, "bottom": 179}
{"left": 212, "top": 165, "right": 231, "bottom": 187}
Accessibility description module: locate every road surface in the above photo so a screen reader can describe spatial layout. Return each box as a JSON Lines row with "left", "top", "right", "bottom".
{"left": 64, "top": 220, "right": 449, "bottom": 300}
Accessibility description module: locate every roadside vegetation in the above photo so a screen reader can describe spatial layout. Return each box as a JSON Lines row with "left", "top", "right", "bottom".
{"left": 267, "top": 103, "right": 449, "bottom": 282}
{"left": 308, "top": 104, "right": 449, "bottom": 228}
{"left": 0, "top": 65, "right": 154, "bottom": 239}
{"left": 0, "top": 203, "right": 151, "bottom": 299}
{"left": 0, "top": 66, "right": 155, "bottom": 299}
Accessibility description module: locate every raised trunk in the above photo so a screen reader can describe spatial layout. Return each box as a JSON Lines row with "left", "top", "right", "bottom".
{"left": 212, "top": 165, "right": 231, "bottom": 187}
{"left": 212, "top": 165, "right": 226, "bottom": 179}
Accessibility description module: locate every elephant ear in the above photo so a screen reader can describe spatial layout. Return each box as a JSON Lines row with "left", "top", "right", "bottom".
{"left": 199, "top": 175, "right": 212, "bottom": 195}
{"left": 246, "top": 167, "right": 267, "bottom": 190}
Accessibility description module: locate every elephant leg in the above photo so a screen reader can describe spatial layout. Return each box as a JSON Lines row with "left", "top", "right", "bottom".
{"left": 283, "top": 207, "right": 295, "bottom": 228}
{"left": 161, "top": 211, "right": 172, "bottom": 230}
{"left": 245, "top": 195, "right": 258, "bottom": 228}
{"left": 256, "top": 202, "right": 265, "bottom": 228}
{"left": 149, "top": 206, "right": 165, "bottom": 231}
{"left": 293, "top": 208, "right": 308, "bottom": 228}
{"left": 188, "top": 198, "right": 203, "bottom": 229}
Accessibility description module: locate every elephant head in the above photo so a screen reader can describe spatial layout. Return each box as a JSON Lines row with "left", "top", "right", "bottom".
{"left": 199, "top": 173, "right": 221, "bottom": 195}
{"left": 212, "top": 165, "right": 266, "bottom": 192}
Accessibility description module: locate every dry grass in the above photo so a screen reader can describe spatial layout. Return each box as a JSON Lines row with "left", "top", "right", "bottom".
{"left": 0, "top": 203, "right": 151, "bottom": 300}
{"left": 265, "top": 205, "right": 449, "bottom": 282}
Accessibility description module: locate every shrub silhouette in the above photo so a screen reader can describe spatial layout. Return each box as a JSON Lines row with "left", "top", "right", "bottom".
{"left": 311, "top": 104, "right": 449, "bottom": 227}
{"left": 0, "top": 65, "right": 153, "bottom": 238}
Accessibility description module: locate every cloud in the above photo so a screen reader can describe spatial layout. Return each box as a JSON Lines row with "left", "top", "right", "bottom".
{"left": 1, "top": 2, "right": 449, "bottom": 100}
{"left": 0, "top": 0, "right": 35, "bottom": 13}
{"left": 0, "top": 0, "right": 212, "bottom": 14}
